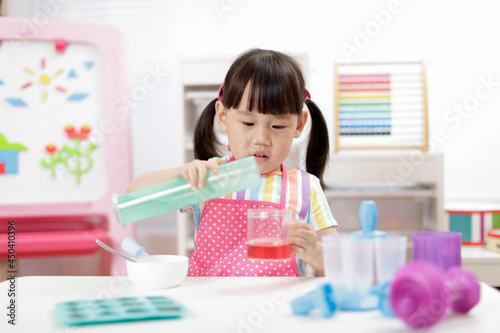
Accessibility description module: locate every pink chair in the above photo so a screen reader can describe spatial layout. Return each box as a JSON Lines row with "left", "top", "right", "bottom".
{"left": 0, "top": 18, "right": 134, "bottom": 275}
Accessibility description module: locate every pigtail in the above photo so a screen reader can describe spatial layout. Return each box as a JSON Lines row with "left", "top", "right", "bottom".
{"left": 193, "top": 98, "right": 220, "bottom": 160}
{"left": 304, "top": 99, "right": 329, "bottom": 189}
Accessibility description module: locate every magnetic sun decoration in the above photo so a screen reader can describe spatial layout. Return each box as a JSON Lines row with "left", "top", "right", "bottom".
{"left": 22, "top": 57, "right": 67, "bottom": 101}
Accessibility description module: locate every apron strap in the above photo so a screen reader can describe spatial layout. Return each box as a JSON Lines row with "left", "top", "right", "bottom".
{"left": 227, "top": 156, "right": 287, "bottom": 209}
{"left": 280, "top": 163, "right": 287, "bottom": 210}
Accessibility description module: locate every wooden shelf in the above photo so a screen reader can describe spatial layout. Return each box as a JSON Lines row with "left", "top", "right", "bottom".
{"left": 323, "top": 152, "right": 445, "bottom": 231}
{"left": 324, "top": 183, "right": 437, "bottom": 199}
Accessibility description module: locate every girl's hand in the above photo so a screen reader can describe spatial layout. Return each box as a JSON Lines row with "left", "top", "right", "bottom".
{"left": 288, "top": 221, "right": 319, "bottom": 263}
{"left": 179, "top": 159, "right": 219, "bottom": 190}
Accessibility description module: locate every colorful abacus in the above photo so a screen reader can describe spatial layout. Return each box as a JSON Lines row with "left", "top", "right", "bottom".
{"left": 335, "top": 61, "right": 428, "bottom": 151}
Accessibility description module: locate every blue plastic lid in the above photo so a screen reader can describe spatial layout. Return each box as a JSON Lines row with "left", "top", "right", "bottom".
{"left": 351, "top": 200, "right": 386, "bottom": 239}
{"left": 121, "top": 238, "right": 145, "bottom": 258}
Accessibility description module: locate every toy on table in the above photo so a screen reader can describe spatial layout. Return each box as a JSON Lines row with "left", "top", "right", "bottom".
{"left": 389, "top": 261, "right": 480, "bottom": 329}
{"left": 112, "top": 156, "right": 261, "bottom": 228}
{"left": 55, "top": 296, "right": 187, "bottom": 326}
{"left": 294, "top": 200, "right": 407, "bottom": 316}
{"left": 293, "top": 201, "right": 479, "bottom": 328}
{"left": 321, "top": 201, "right": 406, "bottom": 311}
{"left": 291, "top": 283, "right": 336, "bottom": 318}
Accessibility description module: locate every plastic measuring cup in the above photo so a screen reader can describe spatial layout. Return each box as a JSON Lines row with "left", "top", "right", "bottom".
{"left": 374, "top": 235, "right": 407, "bottom": 284}
{"left": 113, "top": 156, "right": 261, "bottom": 228}
{"left": 322, "top": 233, "right": 346, "bottom": 288}
{"left": 247, "top": 209, "right": 294, "bottom": 261}
{"left": 341, "top": 236, "right": 374, "bottom": 294}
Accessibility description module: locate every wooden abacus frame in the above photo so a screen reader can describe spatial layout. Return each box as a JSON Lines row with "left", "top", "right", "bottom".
{"left": 334, "top": 60, "right": 429, "bottom": 152}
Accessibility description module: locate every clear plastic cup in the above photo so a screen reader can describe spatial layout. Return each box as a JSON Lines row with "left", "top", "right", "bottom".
{"left": 323, "top": 234, "right": 375, "bottom": 292}
{"left": 374, "top": 235, "right": 407, "bottom": 284}
{"left": 247, "top": 209, "right": 294, "bottom": 261}
{"left": 342, "top": 236, "right": 374, "bottom": 294}
{"left": 322, "top": 233, "right": 346, "bottom": 288}
{"left": 323, "top": 234, "right": 379, "bottom": 311}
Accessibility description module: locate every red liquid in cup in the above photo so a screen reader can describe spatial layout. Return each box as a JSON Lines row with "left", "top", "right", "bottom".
{"left": 247, "top": 239, "right": 292, "bottom": 260}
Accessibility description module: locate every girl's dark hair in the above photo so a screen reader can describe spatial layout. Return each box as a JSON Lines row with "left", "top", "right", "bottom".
{"left": 194, "top": 48, "right": 329, "bottom": 187}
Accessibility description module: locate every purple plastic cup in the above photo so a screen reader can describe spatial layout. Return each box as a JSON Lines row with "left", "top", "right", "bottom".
{"left": 413, "top": 231, "right": 461, "bottom": 272}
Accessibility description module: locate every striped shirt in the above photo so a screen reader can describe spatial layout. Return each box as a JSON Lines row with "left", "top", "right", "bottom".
{"left": 185, "top": 155, "right": 338, "bottom": 239}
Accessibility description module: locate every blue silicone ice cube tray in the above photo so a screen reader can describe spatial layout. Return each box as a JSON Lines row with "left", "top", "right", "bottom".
{"left": 55, "top": 296, "right": 187, "bottom": 326}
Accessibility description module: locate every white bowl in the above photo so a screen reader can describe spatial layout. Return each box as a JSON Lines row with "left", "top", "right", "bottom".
{"left": 126, "top": 255, "right": 189, "bottom": 289}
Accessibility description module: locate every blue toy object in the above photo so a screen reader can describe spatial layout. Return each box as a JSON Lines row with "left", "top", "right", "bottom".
{"left": 342, "top": 200, "right": 386, "bottom": 311}
{"left": 291, "top": 283, "right": 336, "bottom": 318}
{"left": 351, "top": 200, "right": 386, "bottom": 239}
{"left": 291, "top": 282, "right": 398, "bottom": 319}
{"left": 297, "top": 201, "right": 402, "bottom": 318}
{"left": 55, "top": 296, "right": 187, "bottom": 326}
{"left": 372, "top": 282, "right": 395, "bottom": 317}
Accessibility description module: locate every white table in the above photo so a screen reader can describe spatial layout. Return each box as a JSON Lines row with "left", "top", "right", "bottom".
{"left": 1, "top": 276, "right": 499, "bottom": 333}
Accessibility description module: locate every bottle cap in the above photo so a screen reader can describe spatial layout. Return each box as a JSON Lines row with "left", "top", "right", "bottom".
{"left": 121, "top": 237, "right": 145, "bottom": 258}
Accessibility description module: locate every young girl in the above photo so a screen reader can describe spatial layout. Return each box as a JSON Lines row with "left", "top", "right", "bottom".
{"left": 127, "top": 48, "right": 338, "bottom": 277}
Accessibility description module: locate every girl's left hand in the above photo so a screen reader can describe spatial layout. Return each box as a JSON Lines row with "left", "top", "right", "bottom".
{"left": 288, "top": 221, "right": 319, "bottom": 263}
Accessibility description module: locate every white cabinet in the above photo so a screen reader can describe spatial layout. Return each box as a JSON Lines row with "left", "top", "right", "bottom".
{"left": 323, "top": 151, "right": 445, "bottom": 236}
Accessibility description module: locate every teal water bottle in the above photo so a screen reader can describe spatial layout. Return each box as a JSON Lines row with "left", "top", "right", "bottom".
{"left": 112, "top": 156, "right": 261, "bottom": 228}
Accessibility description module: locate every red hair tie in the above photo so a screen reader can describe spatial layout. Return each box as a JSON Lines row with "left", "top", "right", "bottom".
{"left": 304, "top": 88, "right": 311, "bottom": 102}
{"left": 218, "top": 85, "right": 224, "bottom": 102}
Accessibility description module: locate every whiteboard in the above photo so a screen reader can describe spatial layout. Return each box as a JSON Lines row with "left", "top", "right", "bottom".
{"left": 0, "top": 40, "right": 107, "bottom": 204}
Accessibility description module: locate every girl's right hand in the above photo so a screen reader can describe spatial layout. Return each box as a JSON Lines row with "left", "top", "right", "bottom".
{"left": 179, "top": 159, "right": 219, "bottom": 190}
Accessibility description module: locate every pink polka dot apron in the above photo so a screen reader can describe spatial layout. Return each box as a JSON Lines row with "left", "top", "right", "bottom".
{"left": 188, "top": 159, "right": 300, "bottom": 277}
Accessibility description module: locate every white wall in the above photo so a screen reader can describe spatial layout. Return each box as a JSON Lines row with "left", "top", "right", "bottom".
{"left": 42, "top": 0, "right": 500, "bottom": 202}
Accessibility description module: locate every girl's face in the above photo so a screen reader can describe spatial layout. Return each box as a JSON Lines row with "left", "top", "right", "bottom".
{"left": 215, "top": 86, "right": 308, "bottom": 174}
